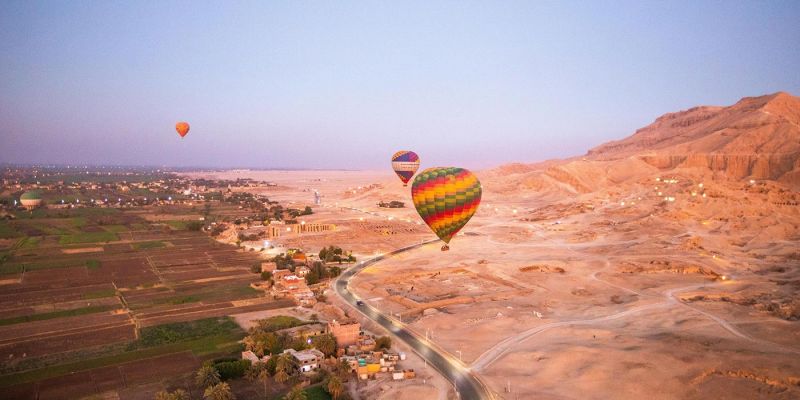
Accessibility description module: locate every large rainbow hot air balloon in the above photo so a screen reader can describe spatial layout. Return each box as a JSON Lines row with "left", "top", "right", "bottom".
{"left": 175, "top": 122, "right": 190, "bottom": 138}
{"left": 391, "top": 151, "right": 420, "bottom": 186}
{"left": 411, "top": 167, "right": 481, "bottom": 251}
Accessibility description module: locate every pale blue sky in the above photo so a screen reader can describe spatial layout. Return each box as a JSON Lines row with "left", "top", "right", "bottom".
{"left": 1, "top": 1, "right": 799, "bottom": 169}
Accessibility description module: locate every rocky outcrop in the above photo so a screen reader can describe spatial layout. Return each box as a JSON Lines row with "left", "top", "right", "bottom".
{"left": 587, "top": 92, "right": 800, "bottom": 186}
{"left": 639, "top": 153, "right": 799, "bottom": 183}
{"left": 489, "top": 92, "right": 800, "bottom": 191}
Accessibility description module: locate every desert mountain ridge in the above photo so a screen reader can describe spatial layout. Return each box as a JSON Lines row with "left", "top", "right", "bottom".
{"left": 487, "top": 92, "right": 800, "bottom": 195}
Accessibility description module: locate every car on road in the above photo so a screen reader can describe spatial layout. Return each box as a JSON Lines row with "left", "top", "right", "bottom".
{"left": 356, "top": 300, "right": 365, "bottom": 306}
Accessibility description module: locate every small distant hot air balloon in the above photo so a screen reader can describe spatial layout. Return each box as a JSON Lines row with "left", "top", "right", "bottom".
{"left": 175, "top": 122, "right": 190, "bottom": 138}
{"left": 391, "top": 151, "right": 420, "bottom": 186}
{"left": 411, "top": 167, "right": 481, "bottom": 251}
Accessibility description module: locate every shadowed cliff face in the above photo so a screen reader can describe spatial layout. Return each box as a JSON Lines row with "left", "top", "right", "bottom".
{"left": 484, "top": 92, "right": 800, "bottom": 196}
{"left": 586, "top": 92, "right": 800, "bottom": 186}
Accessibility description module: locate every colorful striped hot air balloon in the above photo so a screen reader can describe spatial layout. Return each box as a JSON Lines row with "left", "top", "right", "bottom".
{"left": 411, "top": 167, "right": 481, "bottom": 251}
{"left": 391, "top": 151, "right": 420, "bottom": 186}
{"left": 175, "top": 122, "right": 190, "bottom": 138}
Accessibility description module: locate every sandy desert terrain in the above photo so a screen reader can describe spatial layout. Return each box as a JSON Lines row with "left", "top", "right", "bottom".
{"left": 189, "top": 92, "right": 800, "bottom": 399}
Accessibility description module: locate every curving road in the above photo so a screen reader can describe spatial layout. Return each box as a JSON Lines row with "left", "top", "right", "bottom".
{"left": 333, "top": 240, "right": 495, "bottom": 400}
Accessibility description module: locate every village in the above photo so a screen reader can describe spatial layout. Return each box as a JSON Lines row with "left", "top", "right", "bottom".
{"left": 0, "top": 166, "right": 432, "bottom": 400}
{"left": 240, "top": 318, "right": 416, "bottom": 384}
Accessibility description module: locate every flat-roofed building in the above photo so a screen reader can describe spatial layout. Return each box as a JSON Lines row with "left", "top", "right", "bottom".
{"left": 327, "top": 320, "right": 360, "bottom": 348}
{"left": 283, "top": 348, "right": 324, "bottom": 373}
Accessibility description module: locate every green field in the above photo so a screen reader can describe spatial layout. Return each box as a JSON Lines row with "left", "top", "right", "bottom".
{"left": 13, "top": 207, "right": 121, "bottom": 220}
{"left": 0, "top": 264, "right": 23, "bottom": 275}
{"left": 155, "top": 295, "right": 200, "bottom": 305}
{"left": 59, "top": 232, "right": 118, "bottom": 245}
{"left": 13, "top": 220, "right": 73, "bottom": 235}
{"left": 12, "top": 237, "right": 39, "bottom": 249}
{"left": 254, "top": 315, "right": 309, "bottom": 332}
{"left": 0, "top": 259, "right": 83, "bottom": 275}
{"left": 279, "top": 385, "right": 332, "bottom": 400}
{"left": 132, "top": 240, "right": 165, "bottom": 250}
{"left": 70, "top": 217, "right": 87, "bottom": 228}
{"left": 82, "top": 288, "right": 116, "bottom": 299}
{"left": 0, "top": 221, "right": 20, "bottom": 239}
{"left": 85, "top": 259, "right": 102, "bottom": 270}
{"left": 0, "top": 317, "right": 245, "bottom": 388}
{"left": 0, "top": 305, "right": 117, "bottom": 327}
{"left": 133, "top": 284, "right": 259, "bottom": 310}
{"left": 166, "top": 220, "right": 187, "bottom": 230}
{"left": 101, "top": 224, "right": 129, "bottom": 233}
{"left": 136, "top": 317, "right": 242, "bottom": 348}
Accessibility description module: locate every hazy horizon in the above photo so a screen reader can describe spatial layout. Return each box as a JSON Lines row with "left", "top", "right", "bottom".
{"left": 2, "top": 1, "right": 799, "bottom": 170}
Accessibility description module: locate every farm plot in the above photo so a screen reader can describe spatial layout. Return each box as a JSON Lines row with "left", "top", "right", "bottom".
{"left": 0, "top": 207, "right": 284, "bottom": 395}
{"left": 123, "top": 275, "right": 261, "bottom": 312}
{"left": 89, "top": 257, "right": 159, "bottom": 289}
{"left": 136, "top": 297, "right": 293, "bottom": 327}
{"left": 6, "top": 351, "right": 201, "bottom": 400}
{"left": 0, "top": 283, "right": 115, "bottom": 310}
{"left": 0, "top": 314, "right": 135, "bottom": 361}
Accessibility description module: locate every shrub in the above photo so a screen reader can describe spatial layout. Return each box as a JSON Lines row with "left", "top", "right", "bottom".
{"left": 138, "top": 317, "right": 239, "bottom": 347}
{"left": 374, "top": 336, "right": 391, "bottom": 350}
{"left": 215, "top": 359, "right": 252, "bottom": 380}
{"left": 186, "top": 221, "right": 204, "bottom": 231}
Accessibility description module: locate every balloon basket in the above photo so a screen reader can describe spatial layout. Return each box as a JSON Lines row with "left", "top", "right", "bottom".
{"left": 441, "top": 244, "right": 450, "bottom": 251}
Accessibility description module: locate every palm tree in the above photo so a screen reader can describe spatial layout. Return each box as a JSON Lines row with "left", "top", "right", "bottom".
{"left": 337, "top": 359, "right": 351, "bottom": 381}
{"left": 195, "top": 365, "right": 221, "bottom": 389}
{"left": 274, "top": 369, "right": 290, "bottom": 384}
{"left": 247, "top": 364, "right": 271, "bottom": 400}
{"left": 326, "top": 375, "right": 344, "bottom": 400}
{"left": 284, "top": 385, "right": 307, "bottom": 400}
{"left": 276, "top": 353, "right": 294, "bottom": 375}
{"left": 312, "top": 334, "right": 337, "bottom": 357}
{"left": 154, "top": 389, "right": 189, "bottom": 400}
{"left": 203, "top": 382, "right": 236, "bottom": 400}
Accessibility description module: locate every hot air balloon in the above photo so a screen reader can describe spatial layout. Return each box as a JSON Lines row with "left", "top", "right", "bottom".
{"left": 411, "top": 167, "right": 481, "bottom": 251}
{"left": 175, "top": 122, "right": 190, "bottom": 138}
{"left": 391, "top": 151, "right": 420, "bottom": 186}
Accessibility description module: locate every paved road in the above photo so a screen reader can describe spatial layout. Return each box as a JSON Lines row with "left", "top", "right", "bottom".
{"left": 333, "top": 241, "right": 494, "bottom": 400}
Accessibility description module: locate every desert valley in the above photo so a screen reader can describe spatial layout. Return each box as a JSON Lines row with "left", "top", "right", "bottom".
{"left": 1, "top": 92, "right": 797, "bottom": 399}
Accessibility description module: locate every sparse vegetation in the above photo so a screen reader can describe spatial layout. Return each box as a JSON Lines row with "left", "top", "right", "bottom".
{"left": 138, "top": 317, "right": 241, "bottom": 348}
{"left": 155, "top": 389, "right": 190, "bottom": 400}
{"left": 311, "top": 333, "right": 337, "bottom": 357}
{"left": 132, "top": 240, "right": 166, "bottom": 250}
{"left": 204, "top": 382, "right": 236, "bottom": 400}
{"left": 374, "top": 336, "right": 391, "bottom": 350}
{"left": 82, "top": 288, "right": 116, "bottom": 299}
{"left": 0, "top": 305, "right": 116, "bottom": 326}
{"left": 196, "top": 364, "right": 222, "bottom": 389}
{"left": 243, "top": 316, "right": 312, "bottom": 357}
{"left": 59, "top": 231, "right": 118, "bottom": 244}
{"left": 377, "top": 200, "right": 405, "bottom": 208}
{"left": 213, "top": 359, "right": 251, "bottom": 380}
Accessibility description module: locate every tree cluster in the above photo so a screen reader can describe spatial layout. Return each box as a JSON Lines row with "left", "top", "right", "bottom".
{"left": 272, "top": 254, "right": 295, "bottom": 271}
{"left": 374, "top": 336, "right": 392, "bottom": 351}
{"left": 242, "top": 316, "right": 312, "bottom": 357}
{"left": 304, "top": 261, "right": 342, "bottom": 285}
{"left": 377, "top": 200, "right": 405, "bottom": 208}
{"left": 318, "top": 245, "right": 355, "bottom": 264}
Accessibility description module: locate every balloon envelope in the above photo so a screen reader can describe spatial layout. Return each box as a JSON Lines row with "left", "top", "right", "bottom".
{"left": 175, "top": 122, "right": 190, "bottom": 137}
{"left": 391, "top": 151, "right": 420, "bottom": 186}
{"left": 411, "top": 167, "right": 481, "bottom": 248}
